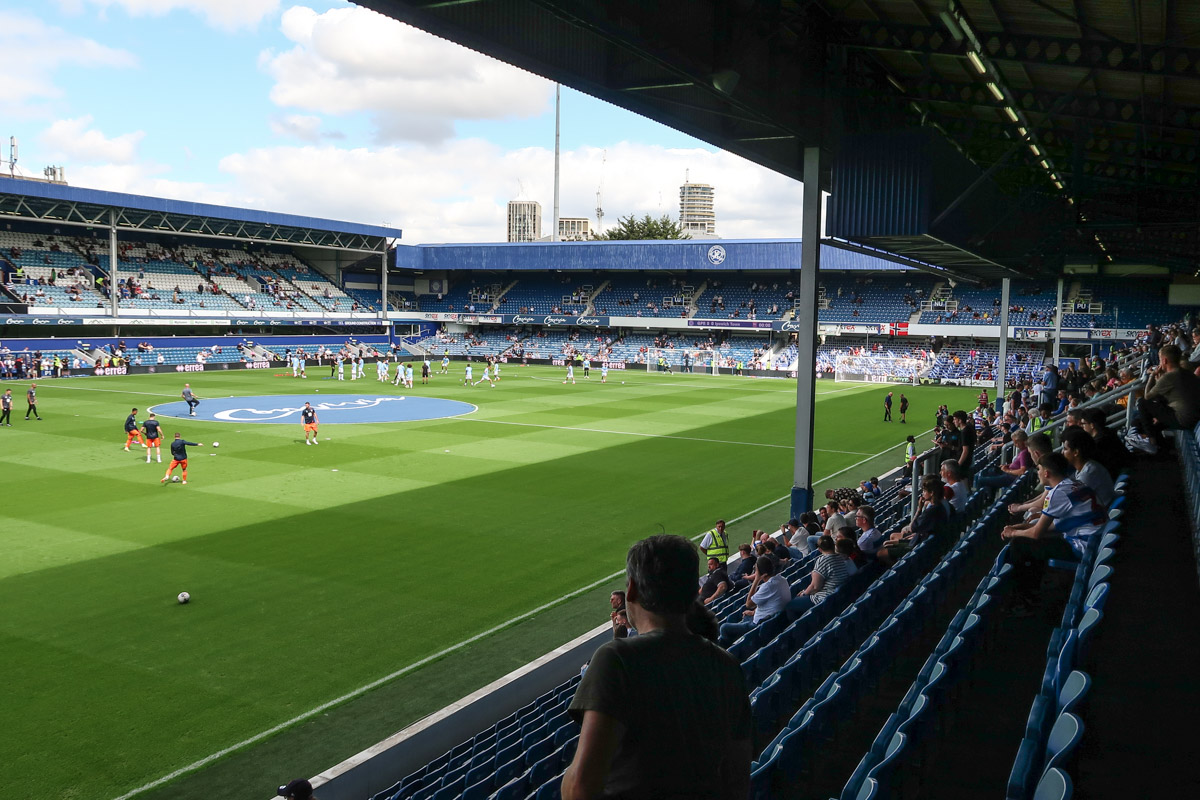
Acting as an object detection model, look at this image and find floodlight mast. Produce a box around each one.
[552,84,561,242]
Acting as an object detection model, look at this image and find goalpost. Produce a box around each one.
[833,354,925,385]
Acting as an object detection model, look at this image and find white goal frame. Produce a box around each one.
[833,354,924,385]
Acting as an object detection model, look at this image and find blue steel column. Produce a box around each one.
[108,209,118,319]
[996,278,1011,400]
[1052,276,1064,364]
[381,247,389,323]
[790,146,823,519]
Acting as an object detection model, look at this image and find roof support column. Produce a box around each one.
[790,146,824,520]
[108,209,118,320]
[1052,276,1064,364]
[996,277,1011,402]
[380,247,389,323]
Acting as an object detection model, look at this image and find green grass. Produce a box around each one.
[0,366,979,799]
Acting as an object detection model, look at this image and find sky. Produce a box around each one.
[0,0,808,244]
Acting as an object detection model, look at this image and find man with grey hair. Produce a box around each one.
[564,535,751,800]
[940,459,968,513]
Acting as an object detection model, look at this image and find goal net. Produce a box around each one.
[833,354,926,385]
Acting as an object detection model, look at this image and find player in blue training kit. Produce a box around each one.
[162,432,204,484]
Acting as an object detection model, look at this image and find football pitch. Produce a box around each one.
[0,365,979,799]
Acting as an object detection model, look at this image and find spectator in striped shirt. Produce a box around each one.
[785,535,849,620]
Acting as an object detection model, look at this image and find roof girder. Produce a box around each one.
[835,20,1200,80]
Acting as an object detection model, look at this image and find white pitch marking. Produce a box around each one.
[38,384,178,398]
[523,373,876,397]
[109,433,923,800]
[457,416,873,455]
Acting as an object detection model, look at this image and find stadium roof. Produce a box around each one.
[406,237,956,275]
[359,0,1200,281]
[0,176,401,253]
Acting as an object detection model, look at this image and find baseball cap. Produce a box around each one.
[277,779,314,799]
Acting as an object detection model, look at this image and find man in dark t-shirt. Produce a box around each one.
[699,557,729,605]
[26,383,41,420]
[142,413,163,463]
[564,535,751,800]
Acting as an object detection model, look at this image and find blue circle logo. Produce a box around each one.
[150,394,476,424]
[707,244,726,265]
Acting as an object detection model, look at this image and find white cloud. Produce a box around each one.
[57,0,280,31]
[67,162,236,206]
[0,10,136,118]
[268,113,343,142]
[261,5,553,143]
[214,140,805,243]
[41,116,145,164]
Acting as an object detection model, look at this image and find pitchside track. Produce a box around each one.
[0,366,979,799]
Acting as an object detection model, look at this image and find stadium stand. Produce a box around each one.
[816,274,926,324]
[352,341,1160,800]
[497,275,595,315]
[927,343,1046,384]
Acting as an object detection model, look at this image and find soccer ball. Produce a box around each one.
[212,442,220,448]
[172,475,181,483]
[177,592,190,604]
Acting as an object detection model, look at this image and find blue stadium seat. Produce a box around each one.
[1032,767,1072,800]
[535,775,563,800]
[1056,671,1091,717]
[1007,736,1042,800]
[1041,712,1084,775]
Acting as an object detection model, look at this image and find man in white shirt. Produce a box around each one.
[1001,453,1106,615]
[855,505,884,556]
[717,556,791,646]
[940,460,969,513]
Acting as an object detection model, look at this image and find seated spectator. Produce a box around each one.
[1061,426,1115,506]
[1001,453,1107,615]
[784,535,849,619]
[877,476,950,567]
[976,429,1031,495]
[1136,343,1200,450]
[717,556,791,646]
[834,528,865,572]
[727,543,757,589]
[1081,407,1130,479]
[854,504,884,556]
[699,557,730,606]
[940,459,969,513]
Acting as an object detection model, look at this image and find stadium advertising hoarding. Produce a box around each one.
[91,361,273,377]
[0,315,382,327]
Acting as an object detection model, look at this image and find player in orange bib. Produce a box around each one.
[123,407,146,451]
[301,401,319,445]
[162,433,203,485]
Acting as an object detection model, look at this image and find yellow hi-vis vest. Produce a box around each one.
[703,528,729,562]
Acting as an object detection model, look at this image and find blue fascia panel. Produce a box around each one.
[412,239,911,272]
[0,176,402,241]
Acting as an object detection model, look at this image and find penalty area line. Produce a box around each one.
[110,432,922,800]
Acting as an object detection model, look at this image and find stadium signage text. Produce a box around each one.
[512,315,536,325]
[174,363,205,373]
[688,318,773,329]
[94,366,129,376]
[241,361,271,369]
[149,394,477,425]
